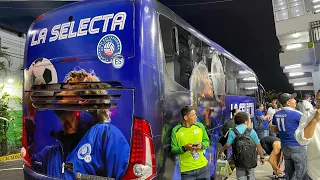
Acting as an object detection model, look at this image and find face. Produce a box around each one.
[55,84,84,134]
[287,98,296,108]
[315,92,320,109]
[184,110,197,124]
[272,99,277,104]
[259,104,264,111]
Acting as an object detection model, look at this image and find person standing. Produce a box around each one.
[255,103,270,138]
[300,94,314,114]
[171,106,210,180]
[269,93,307,180]
[295,90,320,180]
[267,98,279,137]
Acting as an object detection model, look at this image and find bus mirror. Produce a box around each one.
[173,27,180,56]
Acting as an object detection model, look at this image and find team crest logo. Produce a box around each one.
[112,54,125,69]
[97,34,122,64]
[77,143,92,163]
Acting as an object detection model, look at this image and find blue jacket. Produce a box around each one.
[32,123,130,180]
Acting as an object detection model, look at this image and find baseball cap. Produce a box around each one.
[305,94,311,98]
[278,93,297,105]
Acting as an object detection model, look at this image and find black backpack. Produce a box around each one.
[232,128,257,169]
[252,114,265,133]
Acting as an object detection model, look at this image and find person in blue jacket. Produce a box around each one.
[29,69,130,180]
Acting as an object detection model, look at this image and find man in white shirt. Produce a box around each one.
[295,90,320,180]
[300,94,314,114]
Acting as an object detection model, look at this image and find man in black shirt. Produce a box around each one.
[260,136,283,177]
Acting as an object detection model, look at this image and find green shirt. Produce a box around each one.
[171,122,210,172]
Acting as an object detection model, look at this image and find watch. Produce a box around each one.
[260,157,265,159]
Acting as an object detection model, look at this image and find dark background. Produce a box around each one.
[0,0,293,92]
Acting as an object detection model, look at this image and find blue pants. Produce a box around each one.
[181,165,210,180]
[282,146,307,180]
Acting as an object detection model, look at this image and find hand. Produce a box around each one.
[194,142,202,150]
[184,144,193,151]
[275,168,283,177]
[260,158,265,165]
[314,109,320,121]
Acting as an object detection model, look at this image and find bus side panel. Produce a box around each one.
[223,95,256,159]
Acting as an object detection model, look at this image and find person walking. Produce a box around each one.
[219,111,265,180]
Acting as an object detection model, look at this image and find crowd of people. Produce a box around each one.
[170,91,320,180]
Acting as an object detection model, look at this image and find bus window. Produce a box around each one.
[224,58,258,96]
[159,15,194,89]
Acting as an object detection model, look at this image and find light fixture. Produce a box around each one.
[289,72,304,77]
[314,4,320,9]
[293,82,307,86]
[313,0,320,3]
[284,64,301,69]
[7,79,14,83]
[315,9,320,13]
[245,87,258,90]
[286,43,302,50]
[243,77,256,81]
[293,32,300,38]
[239,70,250,74]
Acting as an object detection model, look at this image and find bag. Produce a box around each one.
[252,114,265,133]
[216,153,232,177]
[232,128,257,169]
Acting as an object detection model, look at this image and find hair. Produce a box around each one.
[256,103,263,109]
[181,106,194,119]
[63,68,111,122]
[234,111,249,125]
[317,90,320,95]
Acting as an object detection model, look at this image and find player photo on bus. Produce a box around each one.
[23,59,130,180]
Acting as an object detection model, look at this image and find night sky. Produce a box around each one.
[0,0,293,92]
[160,0,293,92]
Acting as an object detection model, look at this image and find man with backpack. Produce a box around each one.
[219,111,265,179]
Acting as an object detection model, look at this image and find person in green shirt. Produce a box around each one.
[171,105,210,180]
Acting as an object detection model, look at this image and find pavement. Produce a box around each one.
[227,156,275,180]
[0,158,24,180]
[0,157,275,180]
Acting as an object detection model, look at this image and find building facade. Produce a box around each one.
[273,0,320,94]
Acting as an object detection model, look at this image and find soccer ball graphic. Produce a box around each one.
[27,58,58,86]
[104,42,115,56]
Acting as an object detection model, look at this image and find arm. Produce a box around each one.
[260,115,269,120]
[220,143,231,153]
[269,116,279,133]
[256,144,265,160]
[269,142,282,175]
[171,128,185,155]
[250,129,264,164]
[295,109,320,145]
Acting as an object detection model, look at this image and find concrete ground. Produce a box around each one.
[0,158,23,180]
[227,156,274,180]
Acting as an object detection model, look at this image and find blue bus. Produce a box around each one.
[22,0,264,179]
